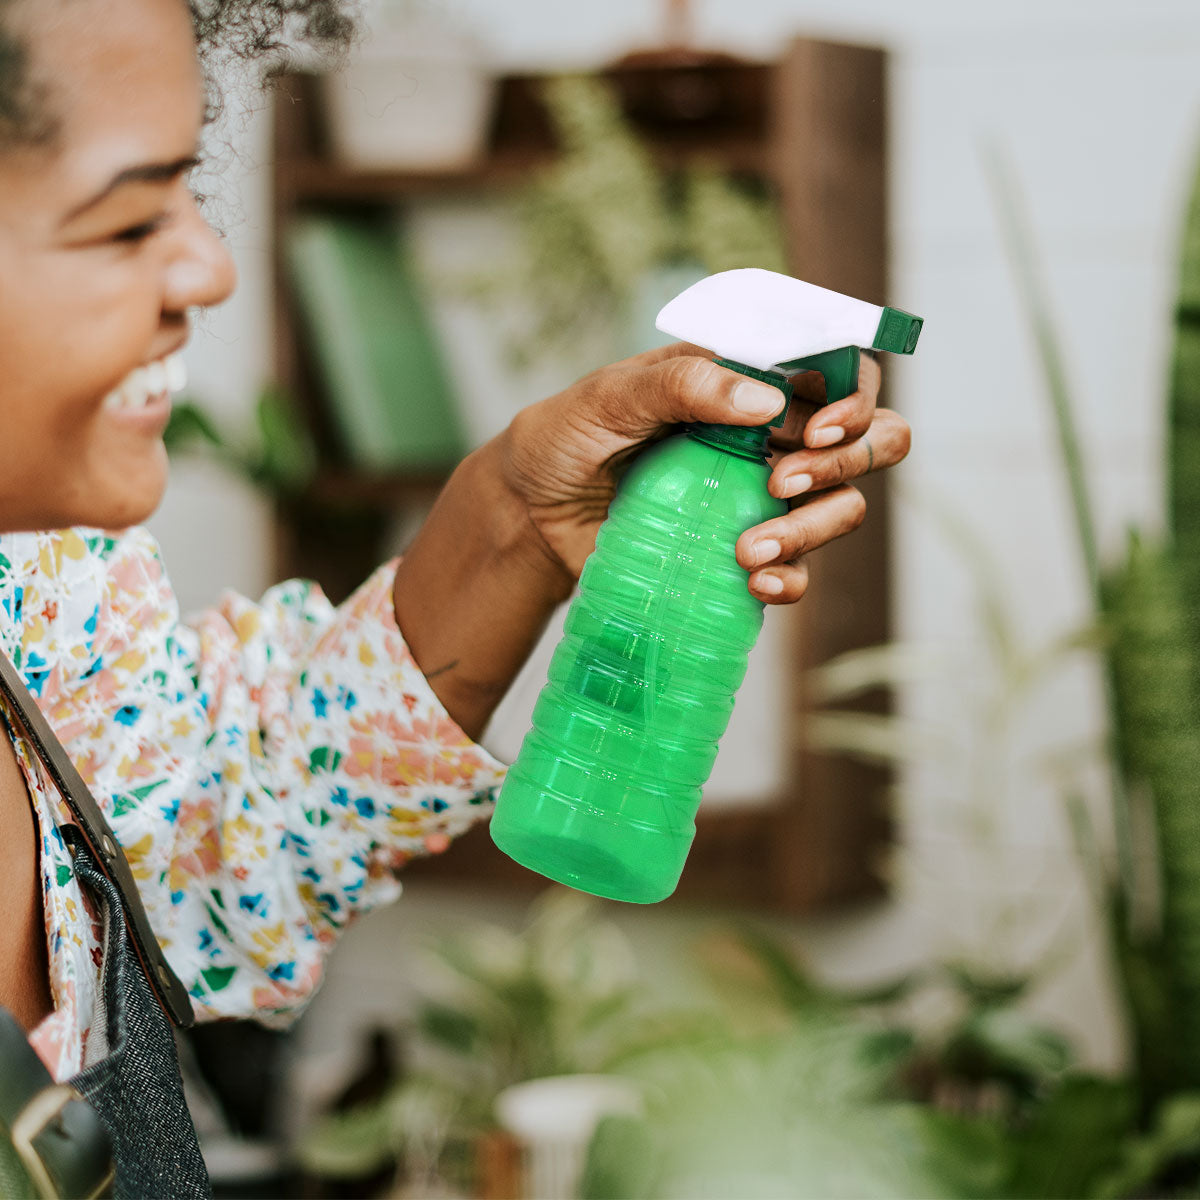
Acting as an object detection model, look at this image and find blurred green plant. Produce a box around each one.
[576,140,1200,1200]
[295,888,719,1191]
[295,119,1200,1200]
[971,139,1200,1192]
[479,74,786,367]
[163,383,317,495]
[582,932,1145,1200]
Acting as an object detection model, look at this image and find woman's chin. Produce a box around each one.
[63,460,169,532]
[0,445,170,533]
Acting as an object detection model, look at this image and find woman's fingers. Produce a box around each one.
[768,408,910,500]
[806,352,883,445]
[735,484,868,598]
[747,557,811,605]
[583,345,887,453]
[772,353,884,451]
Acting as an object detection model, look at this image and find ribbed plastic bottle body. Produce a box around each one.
[490,430,787,903]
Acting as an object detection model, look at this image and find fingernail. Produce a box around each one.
[734,381,784,416]
[809,425,845,448]
[753,538,781,565]
[779,472,812,498]
[756,574,784,595]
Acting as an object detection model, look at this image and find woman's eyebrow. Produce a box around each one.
[61,153,202,225]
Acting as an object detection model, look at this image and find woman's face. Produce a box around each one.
[0,0,236,534]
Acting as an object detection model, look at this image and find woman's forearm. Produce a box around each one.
[392,434,575,741]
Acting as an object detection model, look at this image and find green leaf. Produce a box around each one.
[1003,1076,1136,1199]
[984,142,1101,604]
[580,1114,658,1200]
[293,1102,394,1179]
[942,1008,1073,1093]
[1092,1092,1200,1200]
[250,384,317,494]
[1167,133,1200,605]
[942,963,1031,1009]
[1103,535,1200,1093]
[718,924,833,1015]
[805,642,947,705]
[417,1002,482,1056]
[804,710,949,768]
[162,400,226,455]
[683,168,786,276]
[885,1106,1010,1200]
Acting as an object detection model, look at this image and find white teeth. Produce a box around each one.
[164,353,187,393]
[144,361,168,396]
[101,353,188,413]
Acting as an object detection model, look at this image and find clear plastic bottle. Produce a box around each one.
[490,419,786,903]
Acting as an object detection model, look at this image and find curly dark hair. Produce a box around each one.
[0,0,355,148]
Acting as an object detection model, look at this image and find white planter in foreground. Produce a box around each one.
[495,1074,642,1200]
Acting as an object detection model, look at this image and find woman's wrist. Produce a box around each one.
[391,436,574,739]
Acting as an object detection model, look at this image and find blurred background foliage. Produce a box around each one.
[291,128,1200,1198]
[163,52,1200,1200]
[471,75,786,368]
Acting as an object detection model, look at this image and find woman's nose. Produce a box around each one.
[162,202,237,314]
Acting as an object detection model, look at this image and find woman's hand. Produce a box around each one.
[498,343,911,603]
[394,343,910,738]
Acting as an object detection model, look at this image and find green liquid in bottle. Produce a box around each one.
[490,424,787,902]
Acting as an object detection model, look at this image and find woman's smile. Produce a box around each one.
[0,0,234,533]
[100,350,188,433]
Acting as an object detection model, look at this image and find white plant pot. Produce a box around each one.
[495,1074,641,1200]
[322,24,496,171]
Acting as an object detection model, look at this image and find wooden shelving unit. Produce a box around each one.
[268,37,893,912]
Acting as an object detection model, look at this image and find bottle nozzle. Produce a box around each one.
[872,306,923,356]
[656,269,923,408]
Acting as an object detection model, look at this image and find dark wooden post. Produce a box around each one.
[768,38,892,907]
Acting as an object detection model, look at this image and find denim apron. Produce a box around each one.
[67,832,210,1198]
[0,840,210,1200]
[0,648,210,1198]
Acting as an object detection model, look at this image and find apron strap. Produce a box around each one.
[0,649,194,1029]
[0,1006,114,1200]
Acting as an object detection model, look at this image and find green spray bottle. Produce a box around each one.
[490,269,923,903]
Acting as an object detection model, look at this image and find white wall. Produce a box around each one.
[150,0,1200,1080]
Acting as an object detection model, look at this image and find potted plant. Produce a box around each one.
[320,0,497,171]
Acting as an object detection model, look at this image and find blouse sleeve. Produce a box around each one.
[31,528,507,1024]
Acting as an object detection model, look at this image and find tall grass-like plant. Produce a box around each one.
[988,142,1200,1115]
[1168,147,1200,610]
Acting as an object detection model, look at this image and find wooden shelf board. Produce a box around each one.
[277,139,770,204]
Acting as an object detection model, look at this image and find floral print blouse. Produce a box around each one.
[0,528,505,1082]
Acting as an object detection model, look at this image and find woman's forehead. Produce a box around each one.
[25,0,203,161]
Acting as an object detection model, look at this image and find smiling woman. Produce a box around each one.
[0,0,354,536]
[0,0,223,534]
[0,0,910,1194]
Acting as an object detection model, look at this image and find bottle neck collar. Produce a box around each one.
[686,423,772,461]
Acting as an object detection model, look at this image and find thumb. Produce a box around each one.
[607,354,786,439]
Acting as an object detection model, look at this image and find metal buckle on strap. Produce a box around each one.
[11,1085,114,1200]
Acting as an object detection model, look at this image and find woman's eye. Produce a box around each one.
[112,216,168,244]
